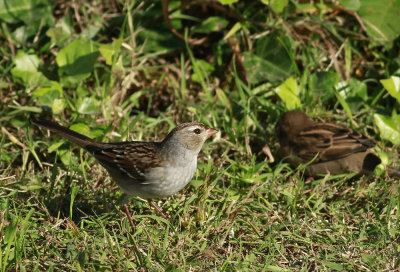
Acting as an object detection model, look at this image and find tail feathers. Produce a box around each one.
[31,118,99,149]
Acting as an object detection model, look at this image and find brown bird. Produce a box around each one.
[276,110,400,178]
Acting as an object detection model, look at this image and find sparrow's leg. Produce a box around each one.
[148,200,168,220]
[117,193,135,231]
[123,204,135,231]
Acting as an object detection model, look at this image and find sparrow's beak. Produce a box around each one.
[206,127,218,138]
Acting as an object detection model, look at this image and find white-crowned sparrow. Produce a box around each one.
[32,118,218,226]
[276,110,400,178]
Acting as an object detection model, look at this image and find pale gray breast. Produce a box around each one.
[144,159,198,197]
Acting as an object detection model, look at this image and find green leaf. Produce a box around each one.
[11,50,50,87]
[190,178,204,189]
[36,90,60,109]
[84,19,102,39]
[137,27,185,53]
[126,90,149,108]
[380,76,400,102]
[88,129,106,139]
[335,91,352,121]
[69,123,92,138]
[337,79,367,100]
[99,39,122,65]
[3,220,18,245]
[218,0,238,4]
[13,50,39,71]
[8,105,42,113]
[58,149,78,166]
[32,81,64,112]
[226,189,240,200]
[243,35,293,84]
[275,77,301,110]
[191,59,214,83]
[361,253,375,265]
[358,0,400,44]
[295,2,331,12]
[48,141,64,153]
[52,98,66,114]
[309,71,340,101]
[243,52,290,84]
[216,88,232,112]
[192,16,229,33]
[261,0,289,13]
[374,113,400,145]
[32,81,63,97]
[70,184,79,219]
[76,85,90,97]
[264,265,291,272]
[68,123,102,139]
[0,0,54,27]
[321,261,344,271]
[56,38,100,84]
[224,22,242,40]
[336,79,367,111]
[11,25,32,44]
[338,0,361,11]
[76,97,100,115]
[46,18,73,47]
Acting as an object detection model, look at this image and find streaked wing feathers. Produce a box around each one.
[295,123,375,162]
[86,142,162,182]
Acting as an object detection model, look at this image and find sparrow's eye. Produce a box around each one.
[193,128,201,134]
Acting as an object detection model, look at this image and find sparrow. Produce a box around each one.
[31,118,218,228]
[276,110,400,178]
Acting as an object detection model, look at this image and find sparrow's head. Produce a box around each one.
[277,110,314,140]
[163,122,218,152]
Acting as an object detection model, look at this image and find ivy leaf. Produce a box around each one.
[11,50,50,88]
[32,81,64,112]
[69,123,92,138]
[56,38,100,85]
[0,0,54,28]
[261,0,289,13]
[374,113,400,145]
[275,77,301,110]
[358,0,400,44]
[243,34,293,84]
[218,0,238,4]
[46,18,74,47]
[99,39,122,66]
[380,76,400,102]
[76,97,100,115]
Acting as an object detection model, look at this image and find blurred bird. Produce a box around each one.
[276,110,400,178]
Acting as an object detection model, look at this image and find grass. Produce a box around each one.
[3,120,400,271]
[1,0,400,271]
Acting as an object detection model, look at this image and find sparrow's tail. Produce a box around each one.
[31,118,100,149]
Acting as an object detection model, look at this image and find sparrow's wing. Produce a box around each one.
[295,123,375,162]
[86,142,163,182]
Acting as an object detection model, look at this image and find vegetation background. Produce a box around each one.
[1,0,400,270]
